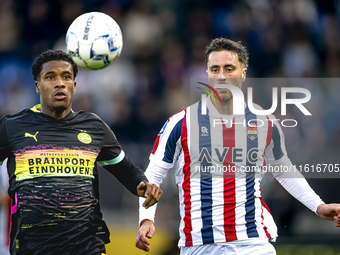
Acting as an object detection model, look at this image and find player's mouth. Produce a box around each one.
[53,91,67,100]
[216,88,230,92]
[215,83,234,92]
[216,87,231,94]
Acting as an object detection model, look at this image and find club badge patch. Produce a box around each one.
[247,123,258,141]
[78,132,92,144]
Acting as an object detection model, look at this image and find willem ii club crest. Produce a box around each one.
[247,122,258,140]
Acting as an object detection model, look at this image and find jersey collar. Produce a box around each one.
[30,104,74,113]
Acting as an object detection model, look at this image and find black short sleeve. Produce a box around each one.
[96,120,122,164]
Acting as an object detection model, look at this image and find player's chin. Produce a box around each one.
[52,103,70,113]
[220,94,233,104]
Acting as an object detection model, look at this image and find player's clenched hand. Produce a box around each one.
[317,204,340,227]
[135,219,155,252]
[137,182,162,209]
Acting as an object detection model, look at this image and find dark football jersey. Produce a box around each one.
[0,105,145,254]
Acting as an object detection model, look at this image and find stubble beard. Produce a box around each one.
[219,92,233,105]
[220,79,243,105]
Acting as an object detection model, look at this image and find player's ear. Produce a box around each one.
[242,68,247,81]
[73,81,77,93]
[35,81,41,94]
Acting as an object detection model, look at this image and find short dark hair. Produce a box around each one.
[31,50,79,81]
[204,38,249,67]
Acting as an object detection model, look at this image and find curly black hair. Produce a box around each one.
[31,50,79,81]
[204,38,249,68]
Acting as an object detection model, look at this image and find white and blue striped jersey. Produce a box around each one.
[141,99,322,247]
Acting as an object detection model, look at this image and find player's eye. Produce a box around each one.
[46,76,54,80]
[64,75,71,79]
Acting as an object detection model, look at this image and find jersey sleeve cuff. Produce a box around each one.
[98,150,125,167]
[314,200,325,215]
[139,197,156,225]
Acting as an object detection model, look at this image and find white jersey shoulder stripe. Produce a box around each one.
[151,109,186,169]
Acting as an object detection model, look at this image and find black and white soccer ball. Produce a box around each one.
[66,12,123,70]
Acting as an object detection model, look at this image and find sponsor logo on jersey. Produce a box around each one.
[78,132,92,144]
[201,126,209,136]
[14,147,98,181]
[158,121,168,135]
[198,147,260,164]
[25,131,39,142]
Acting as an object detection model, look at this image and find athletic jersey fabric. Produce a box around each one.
[0,105,147,254]
[146,99,288,247]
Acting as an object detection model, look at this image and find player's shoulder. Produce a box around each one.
[168,101,201,119]
[73,111,111,128]
[169,108,187,120]
[78,111,114,130]
[165,107,190,130]
[75,111,102,121]
[0,108,32,124]
[166,102,205,126]
[157,108,187,136]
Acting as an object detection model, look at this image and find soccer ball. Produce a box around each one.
[66,12,123,70]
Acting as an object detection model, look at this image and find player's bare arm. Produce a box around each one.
[317,204,340,227]
[137,182,162,209]
[135,219,155,252]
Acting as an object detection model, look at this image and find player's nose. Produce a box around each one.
[54,76,66,88]
[218,69,227,80]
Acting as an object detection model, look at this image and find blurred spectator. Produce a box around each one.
[0,0,21,55]
[2,0,340,144]
[282,23,320,77]
[123,0,163,60]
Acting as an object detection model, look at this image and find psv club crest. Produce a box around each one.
[247,122,258,141]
